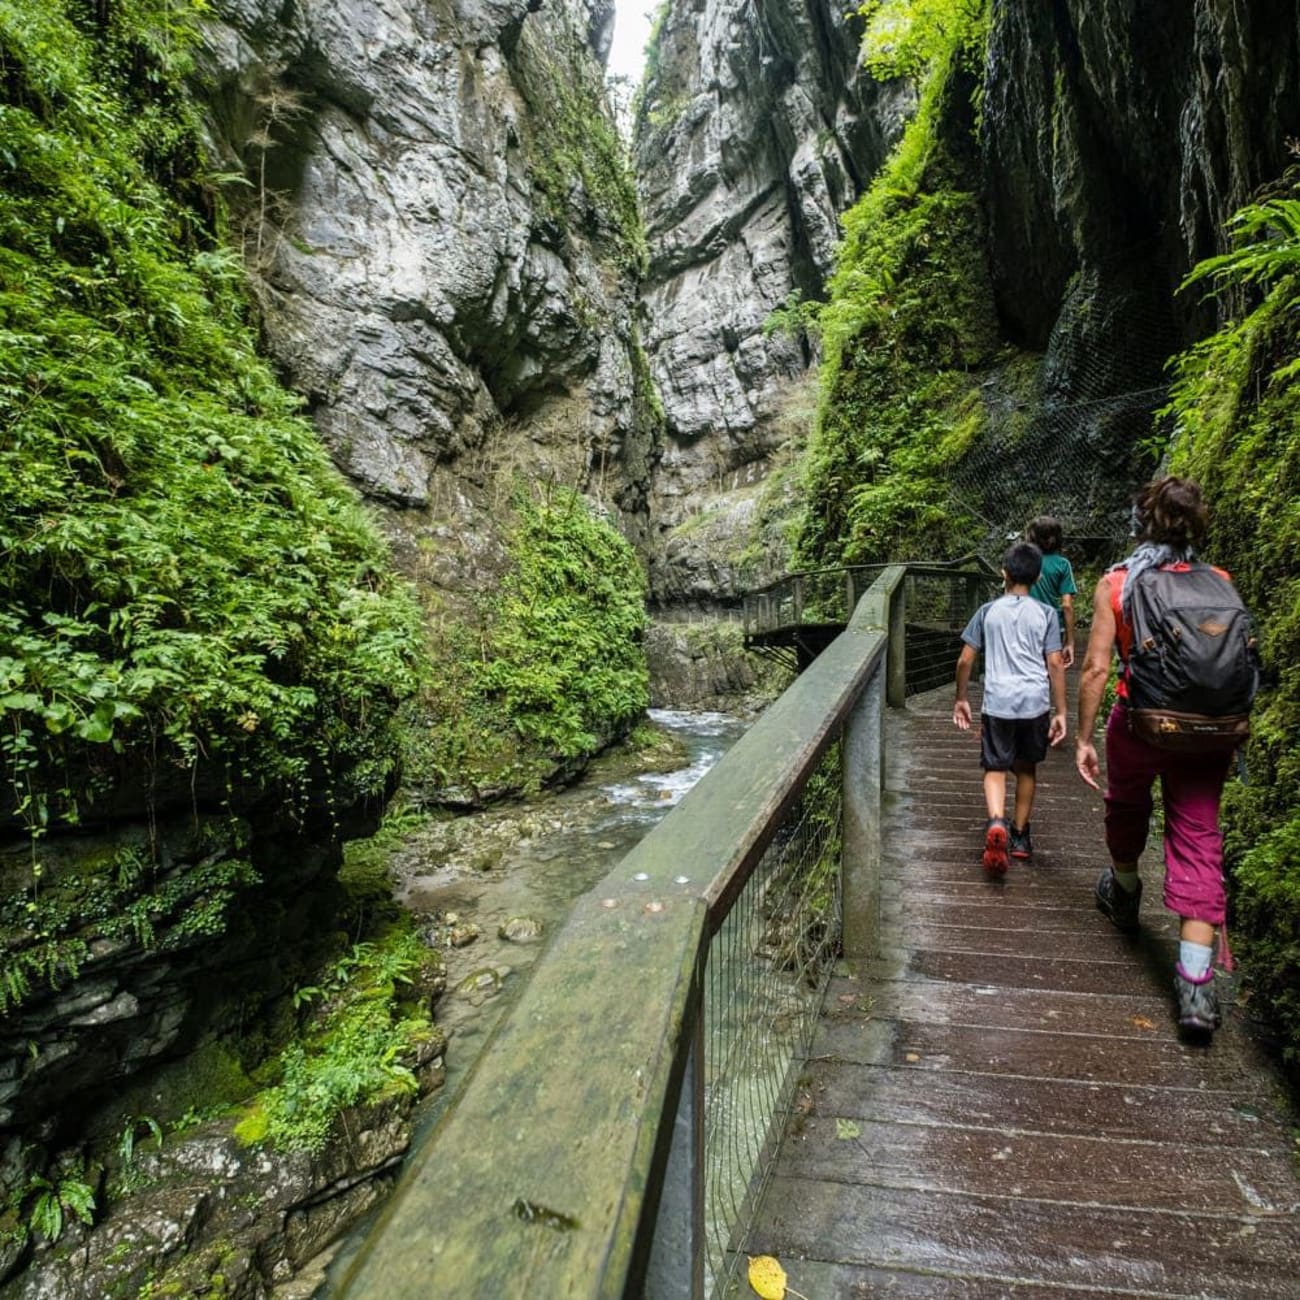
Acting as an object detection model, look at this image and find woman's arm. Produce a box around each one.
[1075,576,1116,789]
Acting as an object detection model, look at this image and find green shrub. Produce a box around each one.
[0,0,421,844]
[250,933,438,1154]
[474,485,649,761]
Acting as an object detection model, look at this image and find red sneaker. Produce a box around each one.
[982,817,1009,876]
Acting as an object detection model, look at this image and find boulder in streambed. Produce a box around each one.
[497,916,544,944]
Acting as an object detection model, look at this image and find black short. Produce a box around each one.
[980,712,1050,770]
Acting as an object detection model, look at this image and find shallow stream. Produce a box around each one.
[392,708,750,1126]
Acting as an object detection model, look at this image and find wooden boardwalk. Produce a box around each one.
[746,683,1300,1297]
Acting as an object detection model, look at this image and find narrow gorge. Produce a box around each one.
[2,0,1299,1294]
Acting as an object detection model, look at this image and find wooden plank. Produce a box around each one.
[797,1061,1291,1149]
[750,1177,1300,1297]
[903,948,1184,998]
[809,1018,1279,1094]
[823,975,1190,1036]
[889,918,1176,961]
[880,897,1129,932]
[772,1115,1300,1213]
[726,1255,1184,1298]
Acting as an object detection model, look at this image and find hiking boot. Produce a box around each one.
[1094,868,1142,932]
[1009,822,1033,860]
[982,818,1009,877]
[1174,966,1221,1037]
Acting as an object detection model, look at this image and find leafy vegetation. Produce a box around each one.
[1,826,258,1013]
[403,484,650,798]
[236,932,441,1155]
[793,0,995,568]
[2,1166,96,1251]
[0,0,422,856]
[474,485,649,761]
[1162,179,1300,1061]
[857,0,989,83]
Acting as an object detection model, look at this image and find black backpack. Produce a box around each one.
[1125,563,1259,752]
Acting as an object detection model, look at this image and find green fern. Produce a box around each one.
[1181,197,1300,294]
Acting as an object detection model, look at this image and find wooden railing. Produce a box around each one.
[336,564,992,1299]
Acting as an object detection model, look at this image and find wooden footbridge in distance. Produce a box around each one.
[335,564,1300,1298]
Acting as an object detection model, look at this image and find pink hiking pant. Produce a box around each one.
[1103,704,1231,926]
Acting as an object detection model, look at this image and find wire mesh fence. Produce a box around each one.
[701,743,842,1295]
[742,564,888,640]
[950,261,1175,563]
[903,569,998,696]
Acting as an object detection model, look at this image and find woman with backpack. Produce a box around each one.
[1075,476,1257,1039]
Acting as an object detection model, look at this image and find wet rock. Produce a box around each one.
[497,916,543,943]
[4,1098,425,1300]
[644,617,789,710]
[455,968,507,1004]
[983,1,1300,352]
[448,923,480,948]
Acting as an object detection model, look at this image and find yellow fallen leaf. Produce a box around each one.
[904,1052,921,1063]
[1129,1014,1155,1031]
[835,1117,861,1140]
[748,1254,787,1300]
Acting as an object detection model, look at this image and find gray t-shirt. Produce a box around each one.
[962,594,1061,719]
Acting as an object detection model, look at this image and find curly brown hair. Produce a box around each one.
[1133,475,1208,549]
[1026,515,1063,553]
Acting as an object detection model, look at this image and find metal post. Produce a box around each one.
[644,1010,705,1299]
[845,570,857,623]
[842,661,884,961]
[886,577,907,708]
[792,577,803,627]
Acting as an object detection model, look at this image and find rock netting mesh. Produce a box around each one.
[954,261,1180,562]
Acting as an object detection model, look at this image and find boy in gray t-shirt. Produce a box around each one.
[953,542,1067,875]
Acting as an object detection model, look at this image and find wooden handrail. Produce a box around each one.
[336,566,917,1298]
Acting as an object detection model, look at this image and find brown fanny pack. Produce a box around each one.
[1126,708,1251,753]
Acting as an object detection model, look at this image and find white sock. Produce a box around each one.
[1179,940,1213,980]
[1113,870,1140,894]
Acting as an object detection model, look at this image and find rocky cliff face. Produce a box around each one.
[952,0,1300,543]
[634,0,912,601]
[199,0,650,590]
[985,0,1300,350]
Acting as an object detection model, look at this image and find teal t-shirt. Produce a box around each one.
[1029,552,1077,635]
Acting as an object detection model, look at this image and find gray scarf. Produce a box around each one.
[1107,541,1195,619]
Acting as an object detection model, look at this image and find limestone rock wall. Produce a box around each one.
[199,0,650,591]
[983,0,1300,372]
[634,0,912,600]
[957,0,1300,541]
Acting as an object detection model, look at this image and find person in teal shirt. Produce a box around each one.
[1026,516,1078,667]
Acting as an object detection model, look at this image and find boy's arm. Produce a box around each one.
[1046,649,1067,745]
[1060,594,1076,669]
[953,644,977,730]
